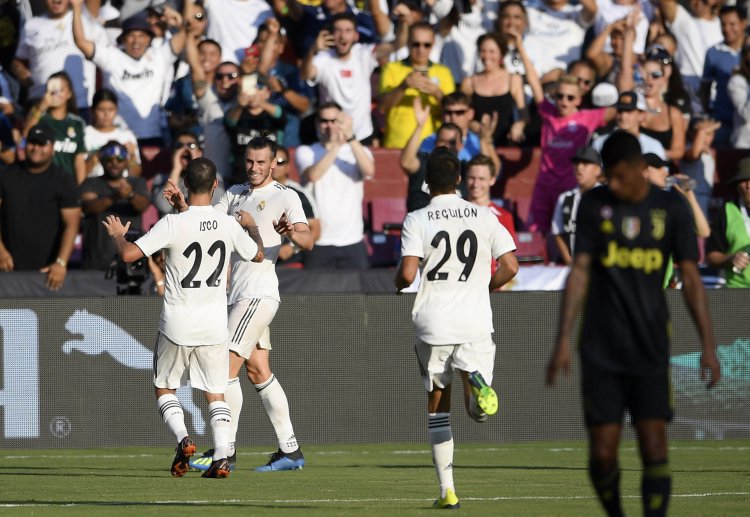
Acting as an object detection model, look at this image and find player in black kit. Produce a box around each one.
[546,131,721,517]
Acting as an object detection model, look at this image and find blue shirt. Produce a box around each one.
[702,43,741,123]
[419,131,481,162]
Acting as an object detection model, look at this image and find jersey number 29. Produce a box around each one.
[426,230,477,282]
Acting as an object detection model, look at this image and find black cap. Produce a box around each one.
[570,146,601,166]
[643,153,669,169]
[615,90,646,111]
[120,13,156,39]
[729,156,750,184]
[27,124,54,145]
[645,45,673,66]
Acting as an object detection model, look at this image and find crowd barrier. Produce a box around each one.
[1,291,747,449]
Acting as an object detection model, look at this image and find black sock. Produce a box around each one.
[642,460,671,517]
[589,460,624,517]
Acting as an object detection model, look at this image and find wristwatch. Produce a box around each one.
[55,257,67,268]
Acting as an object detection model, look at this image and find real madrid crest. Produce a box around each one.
[622,216,640,240]
[257,200,266,211]
[650,209,666,240]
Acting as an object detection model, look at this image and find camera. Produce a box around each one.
[106,231,148,295]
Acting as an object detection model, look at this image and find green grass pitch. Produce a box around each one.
[0,441,748,516]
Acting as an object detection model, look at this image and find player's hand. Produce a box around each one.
[545,340,571,386]
[700,349,721,389]
[0,248,14,271]
[40,261,66,291]
[273,211,293,236]
[163,179,187,210]
[102,214,131,238]
[236,209,257,230]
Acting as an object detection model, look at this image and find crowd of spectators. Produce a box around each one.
[1,0,750,288]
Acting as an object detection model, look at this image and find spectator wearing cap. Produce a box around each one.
[302,11,408,145]
[550,146,602,265]
[71,0,189,144]
[591,90,666,159]
[643,44,692,116]
[0,123,81,291]
[660,0,723,114]
[12,0,108,117]
[700,5,747,147]
[378,22,455,149]
[79,140,150,270]
[706,159,750,287]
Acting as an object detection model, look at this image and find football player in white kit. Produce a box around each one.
[166,136,314,472]
[395,148,519,509]
[103,157,264,478]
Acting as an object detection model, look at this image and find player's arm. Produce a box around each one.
[235,210,265,262]
[546,252,592,386]
[102,215,145,263]
[273,212,314,251]
[395,255,420,291]
[679,259,721,388]
[489,250,519,291]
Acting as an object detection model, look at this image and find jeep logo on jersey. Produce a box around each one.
[601,241,663,273]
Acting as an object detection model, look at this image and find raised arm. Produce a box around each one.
[166,1,189,56]
[399,97,430,174]
[586,19,620,77]
[71,0,95,59]
[659,0,679,24]
[301,28,332,82]
[103,214,145,263]
[272,0,303,22]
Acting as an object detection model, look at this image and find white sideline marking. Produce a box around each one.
[1,492,748,507]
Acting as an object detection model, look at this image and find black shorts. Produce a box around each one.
[581,363,674,426]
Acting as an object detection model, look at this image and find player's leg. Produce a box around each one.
[582,363,627,516]
[249,334,305,472]
[631,372,673,517]
[153,333,196,477]
[454,337,498,422]
[193,341,232,478]
[416,340,460,509]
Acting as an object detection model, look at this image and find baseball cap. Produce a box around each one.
[99,141,129,161]
[27,124,54,145]
[643,153,669,169]
[729,157,750,184]
[615,90,648,112]
[119,13,156,39]
[591,82,618,107]
[645,45,673,66]
[570,146,601,166]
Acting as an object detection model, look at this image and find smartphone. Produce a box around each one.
[47,78,63,95]
[242,73,258,95]
[414,66,429,76]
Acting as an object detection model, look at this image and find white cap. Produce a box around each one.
[591,82,618,108]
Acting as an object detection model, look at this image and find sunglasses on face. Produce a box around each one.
[275,158,288,165]
[556,93,577,101]
[444,109,468,116]
[215,72,239,80]
[99,145,128,160]
[176,142,199,150]
[648,71,665,79]
[102,156,127,163]
[318,117,338,124]
[194,12,205,21]
[411,41,433,49]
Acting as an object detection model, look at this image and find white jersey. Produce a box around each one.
[135,205,258,346]
[204,0,274,64]
[214,181,307,304]
[15,10,108,108]
[311,43,378,140]
[84,125,140,177]
[401,194,516,345]
[524,0,592,75]
[91,43,177,139]
[666,5,722,82]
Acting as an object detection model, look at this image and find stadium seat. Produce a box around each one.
[369,197,407,233]
[515,230,547,264]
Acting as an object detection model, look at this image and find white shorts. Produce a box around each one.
[153,333,229,393]
[414,336,496,392]
[227,297,279,358]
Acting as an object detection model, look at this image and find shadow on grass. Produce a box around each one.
[0,500,314,510]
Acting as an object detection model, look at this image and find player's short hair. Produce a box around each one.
[245,135,277,159]
[466,154,497,177]
[600,130,643,170]
[426,147,460,194]
[185,157,217,194]
[330,12,357,28]
[437,122,463,141]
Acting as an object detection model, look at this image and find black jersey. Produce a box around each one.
[574,185,698,374]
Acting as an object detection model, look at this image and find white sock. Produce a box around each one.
[157,394,188,443]
[429,412,455,498]
[224,377,243,455]
[255,374,298,453]
[208,401,232,461]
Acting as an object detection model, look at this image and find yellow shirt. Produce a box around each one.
[379,60,455,149]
